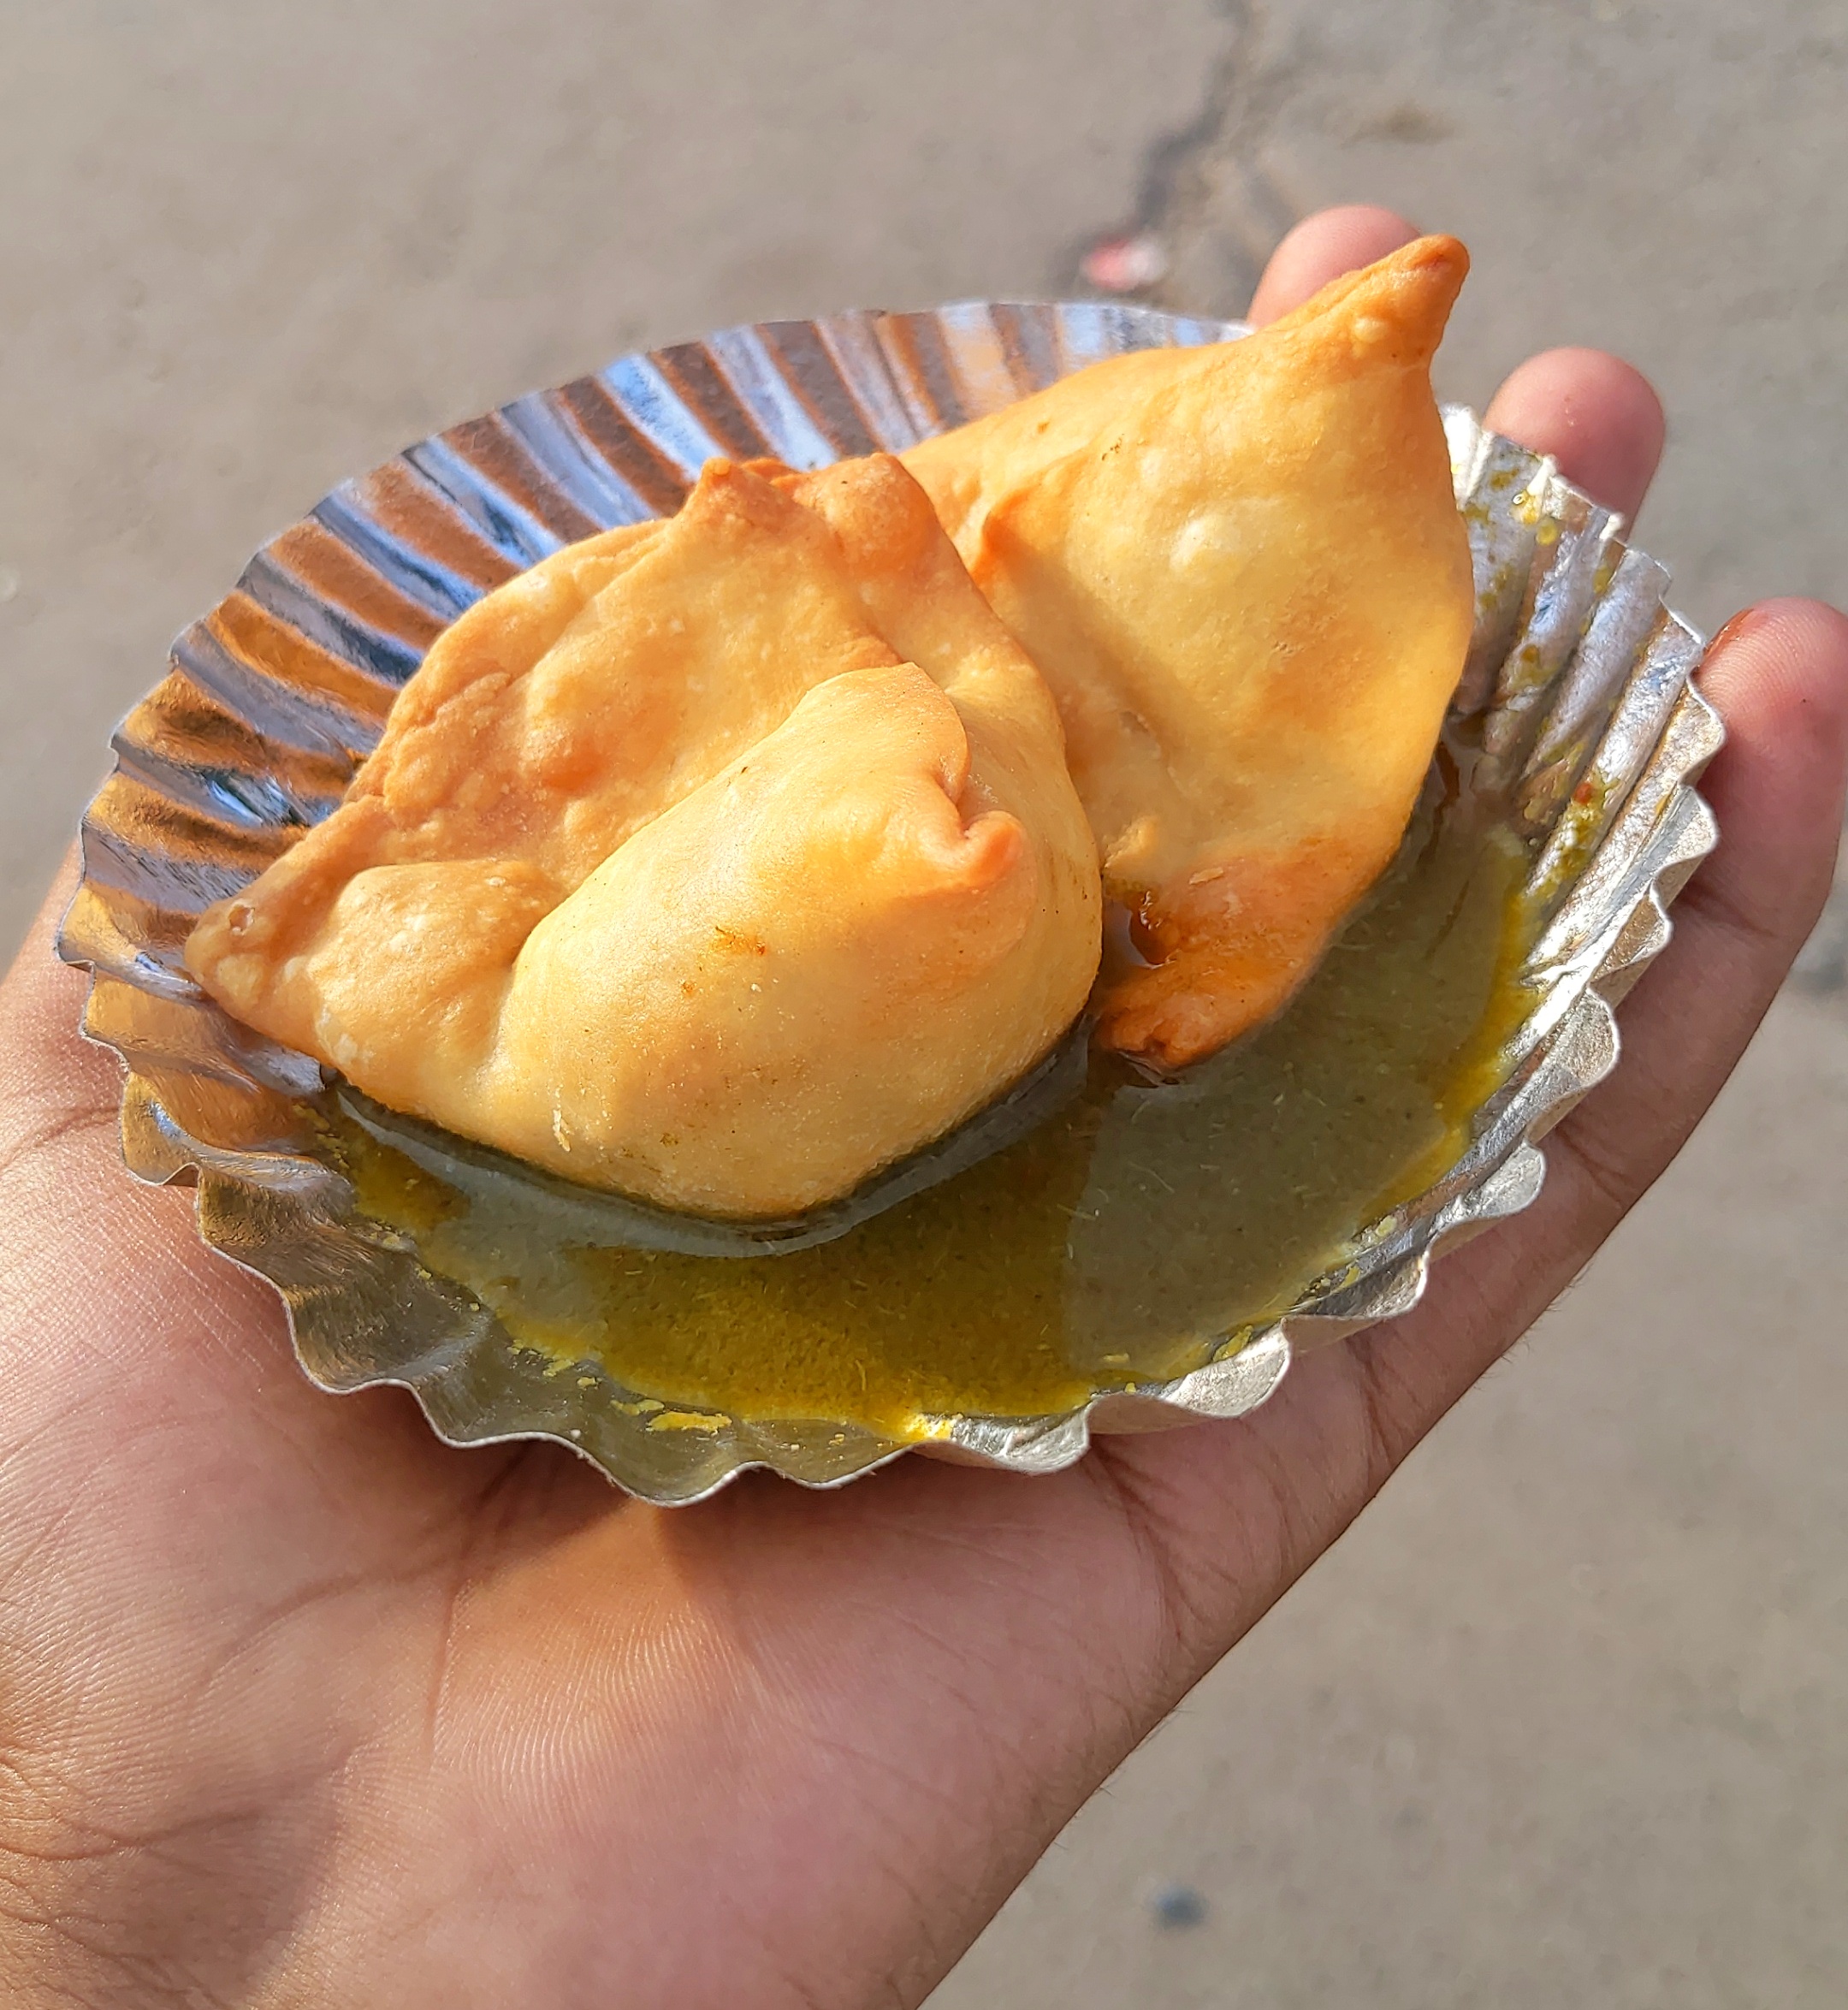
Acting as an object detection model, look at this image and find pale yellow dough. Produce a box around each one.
[187,455,1102,1217]
[902,234,1475,1067]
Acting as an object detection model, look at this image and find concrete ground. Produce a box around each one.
[4,3,1845,2002]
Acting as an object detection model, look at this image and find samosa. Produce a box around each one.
[903,235,1475,1068]
[187,456,1102,1218]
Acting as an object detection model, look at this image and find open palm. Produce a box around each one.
[3,208,1844,2010]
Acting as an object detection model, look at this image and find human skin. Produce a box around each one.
[2,206,1845,2009]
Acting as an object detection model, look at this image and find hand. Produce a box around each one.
[3,205,1844,2010]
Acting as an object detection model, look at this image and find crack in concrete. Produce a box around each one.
[1063,0,1303,317]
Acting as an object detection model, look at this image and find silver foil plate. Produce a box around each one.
[58,301,1721,1504]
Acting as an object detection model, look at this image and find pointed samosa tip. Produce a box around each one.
[1274,233,1469,370]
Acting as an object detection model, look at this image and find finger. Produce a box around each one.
[1484,347,1666,524]
[1247,205,1418,324]
[1348,596,1848,1465]
[1544,596,1848,1216]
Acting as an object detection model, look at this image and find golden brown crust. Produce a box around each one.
[187,457,1102,1217]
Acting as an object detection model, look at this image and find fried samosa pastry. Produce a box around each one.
[903,234,1475,1070]
[187,455,1102,1218]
